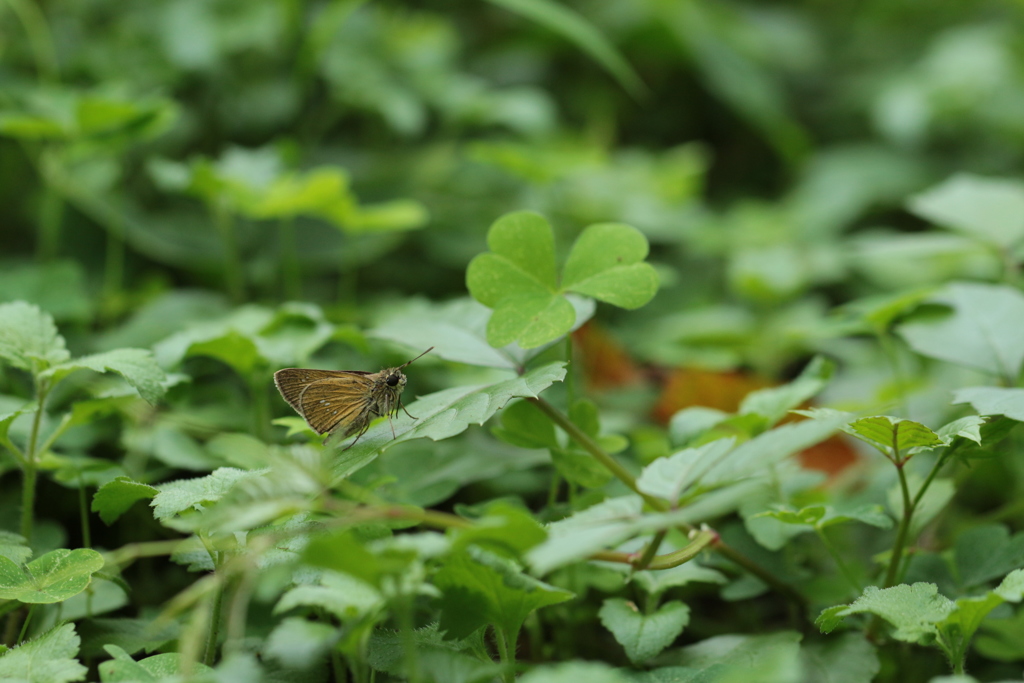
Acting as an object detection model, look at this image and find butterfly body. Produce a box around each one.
[274,348,431,449]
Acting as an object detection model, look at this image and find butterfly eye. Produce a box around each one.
[387,374,401,387]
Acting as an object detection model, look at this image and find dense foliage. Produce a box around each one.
[3,0,1024,681]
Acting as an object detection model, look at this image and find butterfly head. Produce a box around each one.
[385,371,407,388]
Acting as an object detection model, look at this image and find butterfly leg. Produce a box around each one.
[340,420,372,452]
[398,396,418,420]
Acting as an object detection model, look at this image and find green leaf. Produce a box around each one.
[452,501,547,558]
[41,349,167,404]
[817,583,955,643]
[630,563,727,597]
[844,416,942,458]
[898,282,1024,379]
[652,631,803,682]
[598,598,690,664]
[757,504,892,532]
[98,644,210,682]
[521,662,630,683]
[151,467,257,523]
[636,438,735,504]
[0,261,91,322]
[275,570,384,621]
[263,617,338,669]
[739,356,834,428]
[487,293,576,348]
[467,212,558,306]
[92,477,159,525]
[493,399,558,449]
[799,633,880,683]
[0,301,70,373]
[954,525,1024,590]
[367,625,500,683]
[435,546,573,639]
[0,624,87,683]
[549,446,614,488]
[331,361,566,479]
[185,329,264,376]
[486,0,646,99]
[952,387,1024,422]
[526,496,643,575]
[562,223,659,309]
[908,174,1024,248]
[0,531,31,565]
[77,618,179,658]
[0,548,105,604]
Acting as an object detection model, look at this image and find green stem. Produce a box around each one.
[78,472,91,548]
[527,397,660,509]
[203,582,225,667]
[16,605,33,644]
[883,463,914,589]
[212,202,244,303]
[397,592,419,683]
[494,625,515,683]
[634,530,667,570]
[21,380,49,543]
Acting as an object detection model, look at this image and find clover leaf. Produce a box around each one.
[467,212,658,348]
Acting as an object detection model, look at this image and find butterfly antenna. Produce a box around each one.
[400,346,434,368]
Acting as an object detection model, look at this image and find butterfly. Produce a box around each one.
[274,347,433,449]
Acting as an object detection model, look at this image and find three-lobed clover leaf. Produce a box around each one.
[467,212,659,348]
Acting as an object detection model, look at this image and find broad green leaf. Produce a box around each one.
[562,223,659,309]
[599,598,690,663]
[263,618,338,669]
[467,212,558,306]
[367,625,499,683]
[150,467,257,522]
[843,416,942,458]
[756,504,892,532]
[549,446,614,488]
[668,407,728,447]
[636,438,735,503]
[342,198,429,233]
[952,387,1024,422]
[630,563,727,597]
[0,261,91,322]
[936,416,985,445]
[0,301,70,372]
[435,546,573,639]
[908,174,1024,248]
[0,623,87,683]
[486,0,646,99]
[838,288,935,332]
[330,362,566,480]
[275,570,384,621]
[41,349,166,404]
[521,662,630,683]
[302,530,435,589]
[652,631,802,683]
[0,548,104,604]
[799,632,880,683]
[77,618,179,658]
[492,399,558,449]
[452,501,547,558]
[487,293,576,348]
[92,477,159,525]
[739,356,834,428]
[185,329,264,376]
[817,583,955,643]
[98,644,210,681]
[526,496,643,575]
[898,282,1024,380]
[955,526,1024,590]
[0,531,31,565]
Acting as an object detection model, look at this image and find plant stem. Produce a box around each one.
[883,462,914,589]
[397,592,419,683]
[494,625,515,683]
[634,530,667,570]
[21,380,49,543]
[16,605,33,644]
[78,472,91,548]
[203,582,225,666]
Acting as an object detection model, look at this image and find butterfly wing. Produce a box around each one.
[297,374,375,435]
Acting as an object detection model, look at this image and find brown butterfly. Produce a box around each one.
[274,347,433,449]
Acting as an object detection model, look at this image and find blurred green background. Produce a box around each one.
[3,0,1024,378]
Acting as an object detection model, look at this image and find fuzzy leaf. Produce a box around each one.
[799,632,880,683]
[0,548,104,604]
[0,301,70,372]
[952,387,1024,422]
[435,546,573,639]
[817,583,955,643]
[92,477,159,525]
[275,571,384,621]
[598,598,690,663]
[636,438,735,503]
[41,349,167,404]
[330,361,566,480]
[898,282,1024,379]
[151,467,257,522]
[739,356,834,427]
[844,416,942,457]
[908,174,1024,248]
[0,624,86,683]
